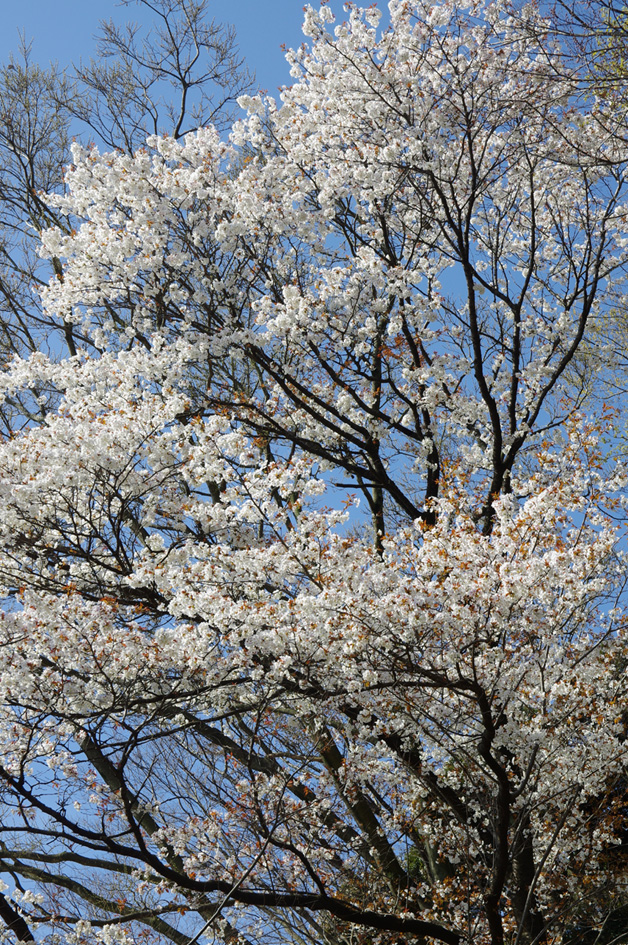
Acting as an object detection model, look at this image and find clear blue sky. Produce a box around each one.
[0,0,325,99]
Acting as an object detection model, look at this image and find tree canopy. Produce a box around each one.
[0,2,627,944]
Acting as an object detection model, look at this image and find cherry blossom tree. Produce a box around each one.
[1,2,628,944]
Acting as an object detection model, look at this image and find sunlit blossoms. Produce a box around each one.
[0,2,627,944]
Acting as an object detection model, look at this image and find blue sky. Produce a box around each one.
[0,1,324,99]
